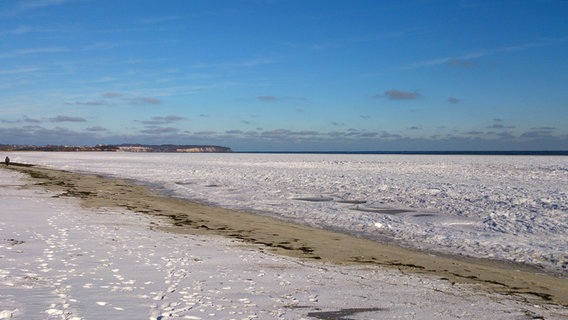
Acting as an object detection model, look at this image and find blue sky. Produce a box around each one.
[1,0,567,151]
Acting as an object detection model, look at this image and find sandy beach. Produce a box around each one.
[5,162,567,309]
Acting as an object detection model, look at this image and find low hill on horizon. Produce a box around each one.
[0,144,232,153]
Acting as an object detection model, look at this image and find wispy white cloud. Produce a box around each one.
[191,57,281,69]
[81,41,130,51]
[498,36,568,53]
[1,25,69,36]
[406,36,568,70]
[279,29,420,53]
[2,0,76,17]
[0,68,39,75]
[0,47,68,59]
[405,51,486,69]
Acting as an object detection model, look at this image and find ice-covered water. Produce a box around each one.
[11,152,568,275]
[4,165,567,319]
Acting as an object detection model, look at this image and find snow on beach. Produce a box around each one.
[12,152,568,275]
[4,169,568,319]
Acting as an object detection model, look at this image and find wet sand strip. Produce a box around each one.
[4,163,568,307]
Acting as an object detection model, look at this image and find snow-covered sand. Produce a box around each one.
[10,152,568,275]
[1,168,567,319]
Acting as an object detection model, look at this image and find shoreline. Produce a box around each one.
[4,163,568,307]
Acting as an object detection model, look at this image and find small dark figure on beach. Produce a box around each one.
[5,156,9,166]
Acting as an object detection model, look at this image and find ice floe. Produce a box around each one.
[9,152,568,274]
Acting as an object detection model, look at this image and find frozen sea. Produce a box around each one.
[2,160,568,319]
[9,152,568,275]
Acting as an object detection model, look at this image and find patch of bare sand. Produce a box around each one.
[6,163,568,307]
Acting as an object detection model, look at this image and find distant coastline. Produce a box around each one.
[0,144,232,153]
